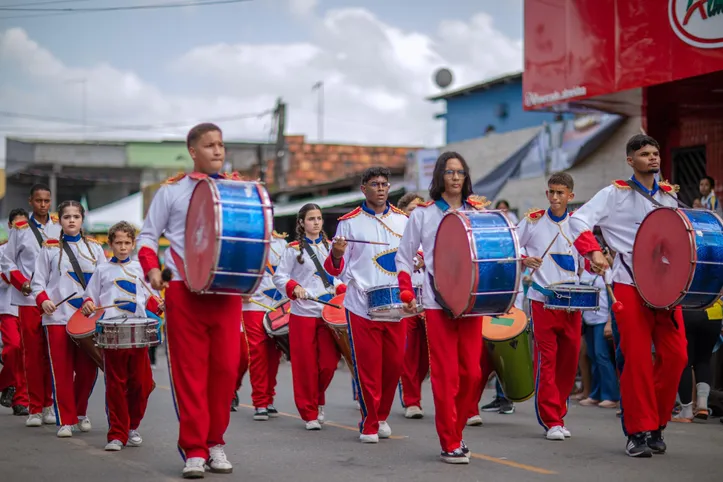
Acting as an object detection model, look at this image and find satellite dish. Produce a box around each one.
[434,68,453,89]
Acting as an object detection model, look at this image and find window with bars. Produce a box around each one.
[672,145,707,206]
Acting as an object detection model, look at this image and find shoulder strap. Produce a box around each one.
[302,242,332,289]
[625,179,689,209]
[62,242,88,290]
[27,222,44,247]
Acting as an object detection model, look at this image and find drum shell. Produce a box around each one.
[321,293,353,371]
[366,285,422,321]
[543,284,600,311]
[96,318,161,349]
[71,336,104,371]
[483,312,534,403]
[263,300,291,360]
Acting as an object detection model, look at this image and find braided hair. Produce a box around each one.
[56,200,96,271]
[295,203,329,264]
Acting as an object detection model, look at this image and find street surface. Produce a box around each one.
[1,350,720,482]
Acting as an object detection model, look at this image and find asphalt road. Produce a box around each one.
[1,351,721,482]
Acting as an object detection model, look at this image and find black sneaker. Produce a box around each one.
[499,398,515,414]
[267,405,279,418]
[480,398,502,412]
[253,408,270,421]
[13,405,29,416]
[647,429,666,454]
[460,441,470,454]
[626,432,653,458]
[0,386,15,408]
[440,448,469,464]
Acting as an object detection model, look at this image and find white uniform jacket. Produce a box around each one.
[245,231,288,312]
[0,244,18,317]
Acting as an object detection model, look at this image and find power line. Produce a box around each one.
[0,0,96,8]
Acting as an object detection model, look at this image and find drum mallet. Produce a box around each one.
[527,233,559,278]
[603,270,624,313]
[54,291,78,308]
[249,299,277,311]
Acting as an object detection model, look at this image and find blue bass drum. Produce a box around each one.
[184,177,273,294]
[433,210,521,317]
[366,284,423,321]
[541,283,600,311]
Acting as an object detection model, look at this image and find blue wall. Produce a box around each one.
[438,79,567,144]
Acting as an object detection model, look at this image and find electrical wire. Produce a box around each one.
[0,1,96,8]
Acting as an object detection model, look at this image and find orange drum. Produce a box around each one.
[66,309,105,371]
[321,294,353,372]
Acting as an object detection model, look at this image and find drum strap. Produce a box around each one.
[62,242,87,290]
[303,243,333,290]
[625,180,690,209]
[28,221,45,248]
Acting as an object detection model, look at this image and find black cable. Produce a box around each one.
[0,0,250,19]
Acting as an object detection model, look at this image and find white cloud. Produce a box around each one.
[0,5,522,161]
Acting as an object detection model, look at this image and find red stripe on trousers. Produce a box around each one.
[104,348,154,444]
[424,309,483,453]
[0,314,29,406]
[19,306,53,414]
[347,311,406,435]
[530,300,581,429]
[243,310,281,407]
[288,314,340,422]
[165,281,241,460]
[45,325,98,426]
[399,315,429,409]
[613,283,687,434]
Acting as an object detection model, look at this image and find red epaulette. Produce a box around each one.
[50,213,59,224]
[416,201,434,208]
[85,236,102,245]
[612,179,631,190]
[659,180,680,193]
[524,208,546,222]
[12,219,29,230]
[389,204,408,217]
[163,172,186,185]
[221,171,246,181]
[43,239,60,248]
[288,240,301,250]
[338,206,362,221]
[272,230,288,239]
[467,195,491,210]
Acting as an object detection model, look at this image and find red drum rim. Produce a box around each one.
[632,207,694,308]
[264,299,291,332]
[184,178,220,292]
[433,212,477,317]
[67,308,105,338]
[322,294,347,326]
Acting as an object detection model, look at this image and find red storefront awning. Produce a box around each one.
[523,0,723,111]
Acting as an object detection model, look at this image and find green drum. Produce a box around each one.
[482,307,535,403]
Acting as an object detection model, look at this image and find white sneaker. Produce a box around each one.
[305,420,322,431]
[546,426,566,441]
[378,421,392,439]
[57,425,73,438]
[42,406,56,425]
[404,406,424,419]
[561,426,571,438]
[360,433,379,443]
[105,440,123,451]
[182,457,205,479]
[466,415,483,426]
[26,413,43,427]
[78,416,92,432]
[128,429,143,446]
[317,406,325,424]
[207,445,233,474]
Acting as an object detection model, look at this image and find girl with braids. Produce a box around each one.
[272,203,345,430]
[31,200,107,438]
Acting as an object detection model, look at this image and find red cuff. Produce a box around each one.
[398,271,413,294]
[521,254,528,259]
[336,283,347,295]
[574,231,602,256]
[82,297,93,306]
[147,296,163,315]
[323,253,344,277]
[285,280,300,299]
[1,273,9,285]
[36,291,49,308]
[583,259,596,274]
[10,270,29,292]
[138,246,161,277]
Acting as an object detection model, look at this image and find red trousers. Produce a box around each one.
[288,314,340,422]
[531,301,581,430]
[399,315,428,409]
[244,310,281,407]
[0,314,28,406]
[45,326,98,426]
[19,306,52,414]
[347,311,406,435]
[235,326,250,391]
[425,309,483,453]
[104,348,154,444]
[469,345,495,419]
[614,283,687,434]
[165,281,241,461]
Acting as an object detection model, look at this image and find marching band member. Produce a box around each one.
[515,172,582,441]
[242,228,287,420]
[0,209,30,416]
[568,134,687,457]
[138,123,242,478]
[397,152,489,464]
[272,203,343,431]
[31,200,105,438]
[1,184,61,427]
[324,167,409,443]
[394,192,429,420]
[81,221,162,451]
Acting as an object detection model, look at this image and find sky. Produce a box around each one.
[0,0,524,160]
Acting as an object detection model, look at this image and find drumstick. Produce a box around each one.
[307,297,343,309]
[248,299,277,312]
[527,233,560,277]
[54,291,78,308]
[344,239,390,246]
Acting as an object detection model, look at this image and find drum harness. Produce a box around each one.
[303,243,335,298]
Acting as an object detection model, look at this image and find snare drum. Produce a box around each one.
[184,177,273,295]
[321,294,353,372]
[263,299,291,360]
[633,207,723,310]
[96,316,161,350]
[433,210,521,317]
[366,285,422,321]
[542,283,600,311]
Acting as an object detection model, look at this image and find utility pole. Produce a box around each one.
[273,97,287,190]
[312,81,323,142]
